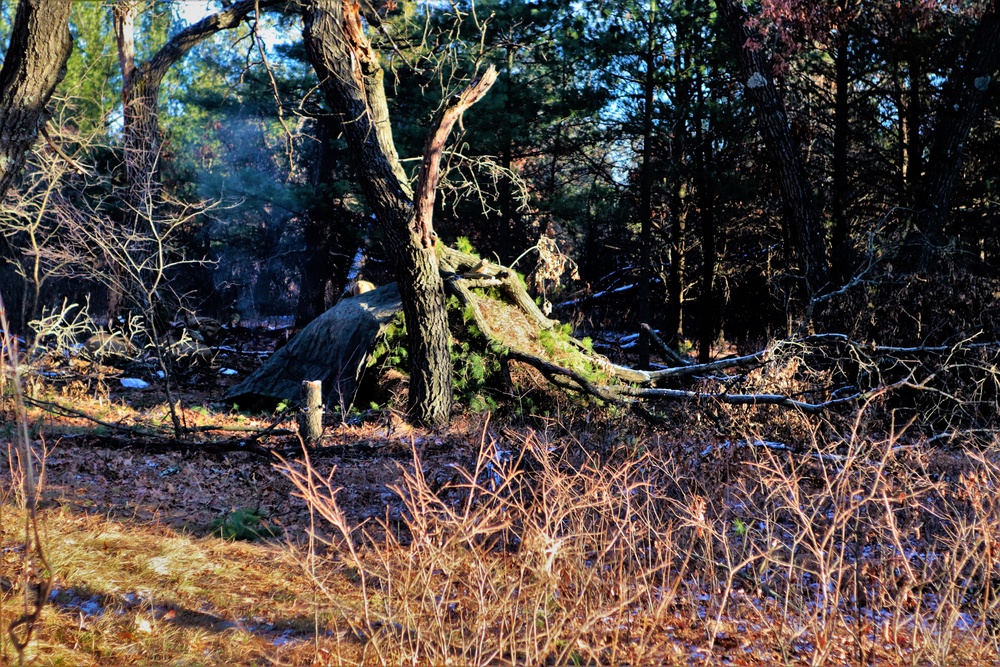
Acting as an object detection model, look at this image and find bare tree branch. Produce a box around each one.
[413,66,498,248]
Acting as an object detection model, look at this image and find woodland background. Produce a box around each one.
[2,0,997,354]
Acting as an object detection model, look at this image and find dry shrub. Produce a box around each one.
[281,432,691,665]
[694,418,1000,666]
[1,296,53,666]
[818,260,1000,347]
[284,408,1000,666]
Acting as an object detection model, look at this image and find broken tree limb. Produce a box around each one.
[605,350,768,385]
[775,332,1000,356]
[640,323,695,367]
[615,375,918,413]
[505,349,664,424]
[440,246,558,330]
[445,272,494,336]
[413,67,498,248]
[442,270,662,423]
[601,329,975,387]
[613,386,865,414]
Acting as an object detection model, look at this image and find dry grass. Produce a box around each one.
[4,323,1000,664]
[4,405,1000,665]
[0,506,365,666]
[282,413,1000,666]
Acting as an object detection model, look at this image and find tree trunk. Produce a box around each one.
[915,0,1000,264]
[831,26,852,286]
[715,0,828,295]
[665,181,685,350]
[696,87,718,364]
[0,0,73,199]
[498,47,517,265]
[637,10,657,369]
[904,55,923,205]
[302,0,496,426]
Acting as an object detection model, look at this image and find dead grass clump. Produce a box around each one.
[0,508,347,666]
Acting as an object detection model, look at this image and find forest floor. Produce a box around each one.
[2,325,1000,666]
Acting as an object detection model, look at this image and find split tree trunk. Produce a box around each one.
[301,0,496,426]
[108,0,277,318]
[0,0,74,199]
[114,0,278,211]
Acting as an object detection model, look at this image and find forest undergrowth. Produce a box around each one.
[3,323,1000,665]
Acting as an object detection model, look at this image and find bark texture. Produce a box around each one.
[0,0,73,199]
[715,0,829,294]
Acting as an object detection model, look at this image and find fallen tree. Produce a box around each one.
[227,245,1000,438]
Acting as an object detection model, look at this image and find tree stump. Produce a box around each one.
[299,380,323,443]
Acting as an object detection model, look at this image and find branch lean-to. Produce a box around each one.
[438,248,999,426]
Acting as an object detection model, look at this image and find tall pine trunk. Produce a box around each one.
[636,8,657,369]
[715,0,828,295]
[110,0,276,318]
[831,26,852,286]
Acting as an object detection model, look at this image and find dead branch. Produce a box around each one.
[24,396,163,437]
[441,269,661,422]
[413,67,498,248]
[1,295,53,664]
[57,433,274,458]
[640,323,694,368]
[612,386,864,414]
[23,396,295,441]
[39,124,94,176]
[606,350,768,385]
